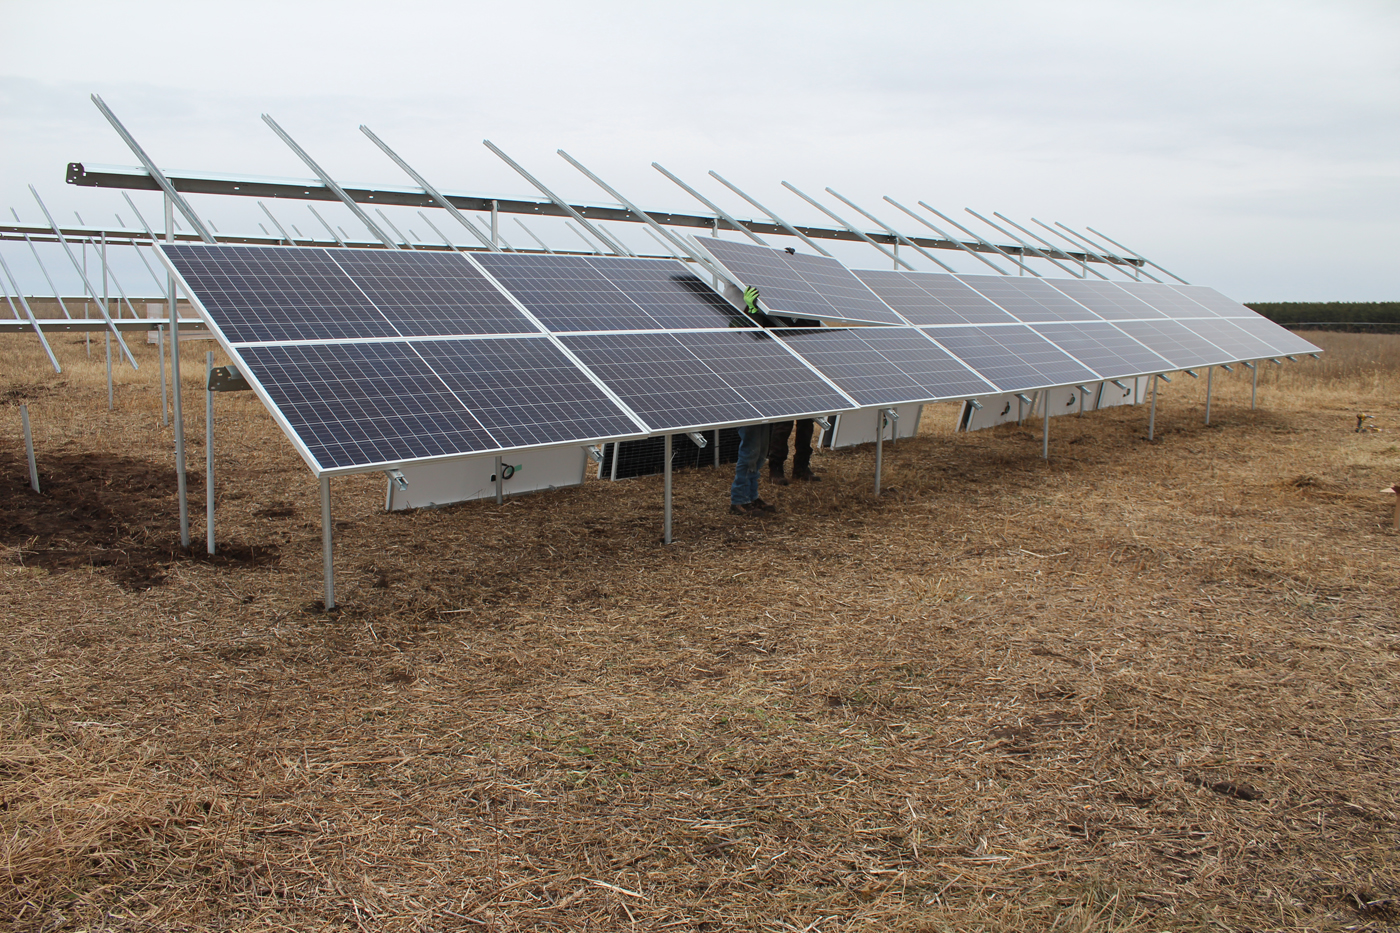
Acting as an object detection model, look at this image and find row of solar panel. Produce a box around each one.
[159,242,1320,476]
[164,241,1292,348]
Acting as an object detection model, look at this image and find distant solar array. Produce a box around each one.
[159,239,1321,479]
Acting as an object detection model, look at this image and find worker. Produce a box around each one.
[730,286,776,515]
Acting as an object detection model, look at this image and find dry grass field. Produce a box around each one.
[2,327,1398,932]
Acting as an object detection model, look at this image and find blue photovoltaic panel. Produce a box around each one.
[700,237,901,324]
[1031,321,1173,380]
[474,253,659,332]
[1110,319,1236,370]
[775,329,926,406]
[857,327,997,399]
[163,243,398,343]
[1223,316,1322,357]
[560,332,766,430]
[782,251,904,324]
[674,330,856,419]
[409,337,643,450]
[922,324,1099,392]
[1116,281,1218,319]
[560,330,853,431]
[1169,285,1262,320]
[854,270,1017,325]
[1177,318,1280,362]
[1045,278,1167,321]
[235,341,498,470]
[583,256,747,329]
[958,275,1102,324]
[328,249,536,336]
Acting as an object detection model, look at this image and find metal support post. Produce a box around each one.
[483,140,632,256]
[205,352,216,555]
[1042,401,1051,460]
[965,209,1078,278]
[495,456,504,504]
[920,203,1036,276]
[491,200,499,247]
[652,162,771,246]
[1205,367,1214,425]
[157,323,168,425]
[781,182,913,269]
[663,433,673,544]
[514,218,554,253]
[1049,221,1163,283]
[360,126,498,251]
[0,252,61,373]
[825,188,958,272]
[994,213,1109,280]
[884,196,1009,274]
[1148,375,1159,440]
[320,475,335,610]
[1247,361,1258,409]
[167,194,190,548]
[1084,226,1189,284]
[874,409,884,496]
[103,234,112,409]
[21,404,39,493]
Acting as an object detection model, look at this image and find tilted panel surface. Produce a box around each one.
[1224,316,1323,356]
[855,327,998,399]
[922,325,1099,392]
[1046,278,1167,321]
[474,253,658,332]
[328,249,536,336]
[1031,321,1173,380]
[774,328,929,406]
[559,332,762,431]
[1110,319,1235,369]
[671,330,856,420]
[235,341,498,471]
[163,243,397,343]
[958,275,1102,324]
[1177,318,1281,362]
[1117,281,1219,319]
[781,252,903,324]
[410,337,644,450]
[583,256,747,329]
[1169,285,1258,319]
[854,270,1017,325]
[698,238,835,321]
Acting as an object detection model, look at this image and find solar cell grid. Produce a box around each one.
[1117,281,1218,319]
[583,256,747,329]
[673,330,855,420]
[410,337,642,450]
[855,328,998,399]
[1110,319,1235,369]
[235,341,498,470]
[474,253,658,332]
[958,275,1102,324]
[699,238,836,321]
[1031,321,1173,380]
[922,324,1098,392]
[1178,318,1279,362]
[1169,285,1256,319]
[782,252,903,324]
[328,249,537,337]
[164,243,398,344]
[560,332,761,431]
[774,328,927,406]
[1046,278,1166,321]
[1225,316,1323,356]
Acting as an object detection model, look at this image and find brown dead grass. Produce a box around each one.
[1,330,1398,932]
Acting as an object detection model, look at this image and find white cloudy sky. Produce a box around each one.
[2,0,1397,301]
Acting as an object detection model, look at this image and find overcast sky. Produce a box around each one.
[2,0,1397,302]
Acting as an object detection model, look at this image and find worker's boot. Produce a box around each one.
[770,464,790,486]
[792,465,821,482]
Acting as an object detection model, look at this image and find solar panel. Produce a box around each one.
[236,341,499,470]
[699,238,901,325]
[328,249,537,337]
[854,270,1017,325]
[1110,319,1236,369]
[1169,285,1256,319]
[560,330,853,432]
[583,256,747,329]
[775,328,932,406]
[1045,278,1167,321]
[409,337,644,450]
[1116,281,1218,319]
[1177,318,1281,362]
[163,243,399,344]
[1031,321,1173,380]
[921,324,1099,392]
[958,275,1102,324]
[857,327,998,399]
[473,253,659,332]
[1222,316,1323,356]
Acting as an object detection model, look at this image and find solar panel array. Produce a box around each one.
[161,239,1321,479]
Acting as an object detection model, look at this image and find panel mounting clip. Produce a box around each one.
[384,469,408,491]
[687,432,709,448]
[207,364,251,392]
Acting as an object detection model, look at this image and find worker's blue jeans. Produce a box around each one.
[730,423,771,505]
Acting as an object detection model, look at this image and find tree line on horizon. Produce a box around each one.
[1245,302,1400,326]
